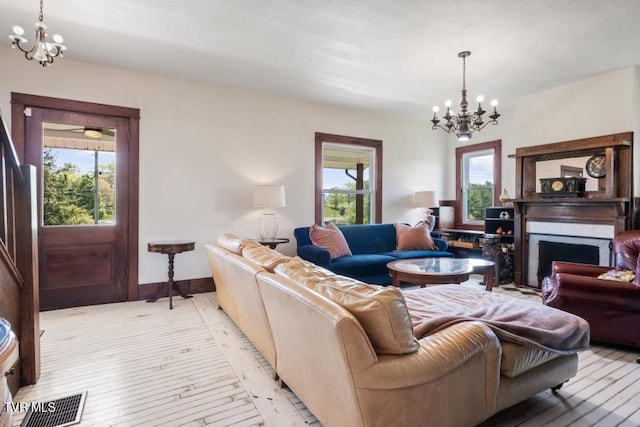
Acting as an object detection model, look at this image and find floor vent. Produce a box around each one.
[21,391,87,427]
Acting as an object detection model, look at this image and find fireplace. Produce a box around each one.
[511,132,633,287]
[526,223,613,287]
[536,241,600,285]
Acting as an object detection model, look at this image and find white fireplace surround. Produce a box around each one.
[526,221,614,287]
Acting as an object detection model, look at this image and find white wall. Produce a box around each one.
[515,66,639,195]
[515,67,636,147]
[0,48,448,284]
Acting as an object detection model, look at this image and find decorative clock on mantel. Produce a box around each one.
[586,154,606,178]
[539,177,587,198]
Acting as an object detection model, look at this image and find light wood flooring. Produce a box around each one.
[11,278,640,426]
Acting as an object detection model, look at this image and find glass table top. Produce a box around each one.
[388,258,492,276]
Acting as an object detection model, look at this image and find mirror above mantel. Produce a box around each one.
[535,155,602,193]
[511,132,632,200]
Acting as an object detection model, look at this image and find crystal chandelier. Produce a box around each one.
[9,0,66,67]
[431,51,499,141]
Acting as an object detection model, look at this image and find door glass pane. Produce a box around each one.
[322,144,373,225]
[42,123,116,226]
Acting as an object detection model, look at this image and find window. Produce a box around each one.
[43,122,116,226]
[455,140,501,228]
[315,133,382,225]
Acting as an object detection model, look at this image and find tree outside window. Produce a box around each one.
[43,147,116,226]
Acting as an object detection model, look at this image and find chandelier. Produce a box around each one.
[431,51,499,141]
[9,0,66,67]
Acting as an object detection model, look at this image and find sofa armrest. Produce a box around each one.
[433,237,448,252]
[551,273,640,310]
[551,261,611,277]
[354,321,500,390]
[297,244,331,267]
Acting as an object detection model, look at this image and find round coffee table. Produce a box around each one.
[387,258,496,291]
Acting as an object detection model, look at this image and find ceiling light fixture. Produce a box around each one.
[9,0,66,67]
[83,128,103,139]
[431,51,499,141]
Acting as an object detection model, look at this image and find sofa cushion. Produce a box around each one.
[277,258,418,355]
[500,342,560,377]
[596,269,635,282]
[309,223,353,259]
[330,254,396,277]
[216,233,245,255]
[383,250,454,260]
[338,223,397,254]
[311,280,419,355]
[275,256,336,283]
[394,222,438,251]
[242,244,292,273]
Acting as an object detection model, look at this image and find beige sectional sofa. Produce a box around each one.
[205,235,588,427]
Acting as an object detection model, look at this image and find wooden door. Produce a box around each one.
[25,107,131,310]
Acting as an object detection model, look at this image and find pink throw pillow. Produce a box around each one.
[309,223,352,259]
[395,222,438,251]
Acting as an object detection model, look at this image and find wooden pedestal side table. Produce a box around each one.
[254,237,289,249]
[147,240,195,309]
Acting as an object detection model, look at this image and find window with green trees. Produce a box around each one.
[43,126,116,226]
[455,140,501,226]
[323,180,372,225]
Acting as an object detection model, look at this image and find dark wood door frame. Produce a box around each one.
[11,93,140,302]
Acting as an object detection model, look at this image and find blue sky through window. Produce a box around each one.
[49,147,115,173]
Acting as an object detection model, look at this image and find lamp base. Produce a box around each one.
[416,208,436,231]
[258,213,279,240]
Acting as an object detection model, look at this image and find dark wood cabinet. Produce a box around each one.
[484,207,514,239]
[483,207,515,284]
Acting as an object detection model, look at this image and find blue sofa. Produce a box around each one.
[293,223,453,285]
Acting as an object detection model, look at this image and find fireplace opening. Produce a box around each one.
[537,241,599,285]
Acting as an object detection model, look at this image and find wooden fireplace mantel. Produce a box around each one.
[513,198,630,226]
[511,132,634,286]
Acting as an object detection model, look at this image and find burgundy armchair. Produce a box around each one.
[541,230,640,349]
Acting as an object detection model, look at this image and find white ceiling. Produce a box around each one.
[2,0,640,120]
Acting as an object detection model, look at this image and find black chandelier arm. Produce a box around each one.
[432,111,499,133]
[432,120,498,134]
[472,117,499,132]
[431,123,458,133]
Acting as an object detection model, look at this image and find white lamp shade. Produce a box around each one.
[414,191,439,208]
[253,185,286,208]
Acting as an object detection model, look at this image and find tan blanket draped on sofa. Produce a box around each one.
[403,285,590,355]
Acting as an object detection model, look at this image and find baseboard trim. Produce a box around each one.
[137,277,215,301]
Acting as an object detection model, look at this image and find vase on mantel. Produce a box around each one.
[499,189,510,206]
